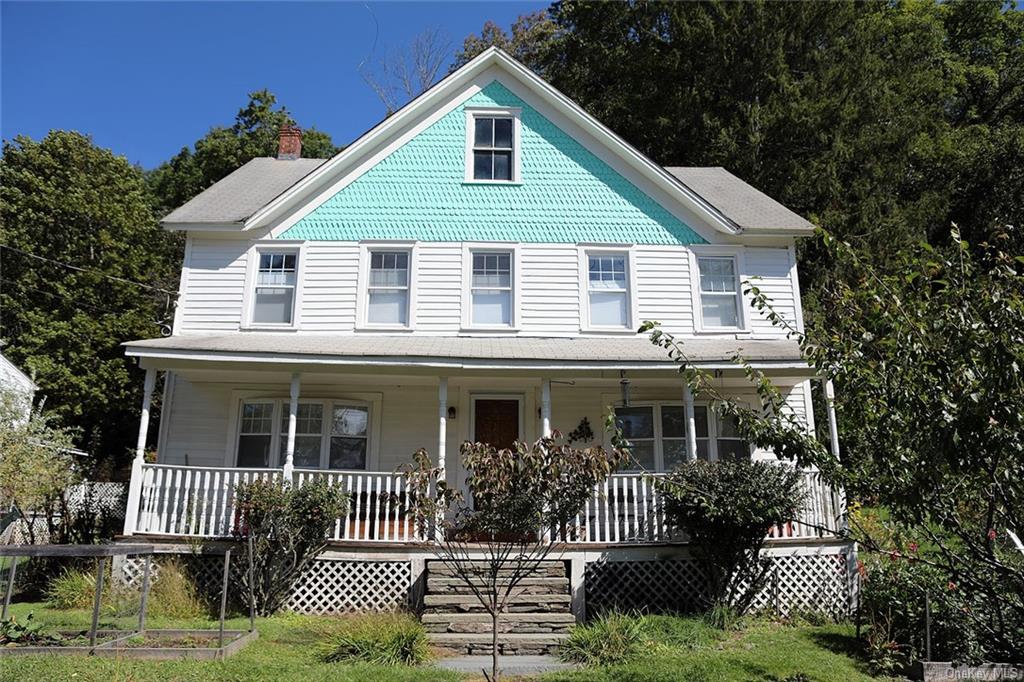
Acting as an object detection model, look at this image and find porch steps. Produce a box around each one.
[422,560,574,655]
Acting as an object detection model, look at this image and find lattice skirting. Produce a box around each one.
[586,550,854,619]
[119,555,412,614]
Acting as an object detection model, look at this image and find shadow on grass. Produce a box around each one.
[806,630,873,675]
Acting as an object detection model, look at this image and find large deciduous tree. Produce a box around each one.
[0,131,178,473]
[146,89,339,214]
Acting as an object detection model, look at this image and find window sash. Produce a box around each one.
[470,251,513,326]
[253,250,297,325]
[697,256,741,329]
[471,116,515,181]
[367,251,410,326]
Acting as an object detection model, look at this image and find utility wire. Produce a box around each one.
[0,243,179,297]
[1,277,136,318]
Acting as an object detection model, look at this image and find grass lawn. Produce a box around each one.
[0,602,883,681]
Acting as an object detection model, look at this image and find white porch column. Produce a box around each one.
[540,379,552,438]
[824,378,840,459]
[683,382,698,461]
[123,368,157,536]
[437,377,448,477]
[283,373,300,479]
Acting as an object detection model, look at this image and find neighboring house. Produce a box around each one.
[120,49,853,635]
[0,351,36,421]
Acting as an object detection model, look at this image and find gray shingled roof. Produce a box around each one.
[665,167,815,233]
[162,158,327,225]
[124,334,805,368]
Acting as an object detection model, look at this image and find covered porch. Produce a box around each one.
[121,334,845,547]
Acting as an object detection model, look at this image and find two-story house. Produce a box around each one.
[118,48,853,635]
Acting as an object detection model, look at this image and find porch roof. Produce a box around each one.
[124,334,808,371]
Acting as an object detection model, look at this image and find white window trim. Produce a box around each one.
[355,242,418,331]
[240,241,306,331]
[604,398,753,470]
[577,246,638,333]
[463,106,523,184]
[689,246,750,334]
[225,390,382,471]
[461,243,521,331]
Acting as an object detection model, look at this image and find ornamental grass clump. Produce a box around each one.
[560,611,648,666]
[317,613,428,666]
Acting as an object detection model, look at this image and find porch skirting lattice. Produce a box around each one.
[585,548,855,618]
[119,556,412,614]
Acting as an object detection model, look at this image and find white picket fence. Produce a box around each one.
[128,463,842,544]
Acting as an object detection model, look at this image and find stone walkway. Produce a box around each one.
[435,654,577,676]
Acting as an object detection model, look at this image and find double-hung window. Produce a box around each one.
[472,116,515,181]
[367,251,409,325]
[587,254,630,328]
[253,251,297,325]
[697,256,742,329]
[237,402,275,468]
[613,403,743,471]
[329,405,369,470]
[278,403,323,469]
[471,251,513,326]
[236,399,371,470]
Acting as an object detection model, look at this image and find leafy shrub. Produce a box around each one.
[0,613,61,645]
[317,613,428,666]
[233,478,349,616]
[658,459,803,617]
[560,612,648,665]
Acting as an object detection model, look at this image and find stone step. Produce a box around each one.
[422,612,576,634]
[427,576,570,595]
[426,561,567,579]
[428,632,568,656]
[423,593,572,614]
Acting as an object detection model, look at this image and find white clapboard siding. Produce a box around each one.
[635,246,693,333]
[160,374,231,467]
[743,247,798,335]
[301,242,359,331]
[415,243,463,332]
[178,237,250,332]
[519,244,581,335]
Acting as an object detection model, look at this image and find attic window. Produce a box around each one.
[465,109,521,183]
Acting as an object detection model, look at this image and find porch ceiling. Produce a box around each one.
[124,333,809,372]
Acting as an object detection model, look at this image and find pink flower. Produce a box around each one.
[908,542,919,553]
[987,528,997,541]
[947,581,957,591]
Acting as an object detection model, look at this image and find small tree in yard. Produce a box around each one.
[233,478,349,616]
[0,388,79,545]
[404,434,626,682]
[658,460,803,620]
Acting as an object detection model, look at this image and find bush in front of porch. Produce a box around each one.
[233,477,350,616]
[658,459,804,623]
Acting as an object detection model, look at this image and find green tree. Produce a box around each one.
[0,131,176,472]
[453,10,558,77]
[146,89,339,214]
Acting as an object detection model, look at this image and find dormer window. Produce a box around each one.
[465,108,521,183]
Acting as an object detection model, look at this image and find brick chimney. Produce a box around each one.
[277,125,302,160]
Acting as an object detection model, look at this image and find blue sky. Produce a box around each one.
[1,1,546,169]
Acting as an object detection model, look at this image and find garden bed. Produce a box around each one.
[0,627,257,660]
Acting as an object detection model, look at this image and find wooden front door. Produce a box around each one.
[473,398,520,450]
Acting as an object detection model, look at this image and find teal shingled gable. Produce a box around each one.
[282,81,705,244]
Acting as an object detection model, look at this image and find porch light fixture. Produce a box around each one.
[447,406,457,420]
[619,370,631,407]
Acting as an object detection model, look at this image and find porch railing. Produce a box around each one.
[131,463,426,542]
[127,463,843,544]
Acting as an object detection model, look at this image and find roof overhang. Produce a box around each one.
[241,48,743,238]
[124,334,813,375]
